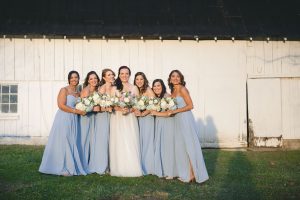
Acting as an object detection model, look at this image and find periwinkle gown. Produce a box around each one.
[39,95,87,176]
[154,116,177,178]
[80,112,94,173]
[138,114,155,175]
[88,111,110,174]
[174,96,209,183]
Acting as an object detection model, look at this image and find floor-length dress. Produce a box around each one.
[88,111,110,174]
[174,96,209,183]
[109,89,143,177]
[154,116,177,178]
[39,95,87,176]
[138,114,155,175]
[80,112,94,173]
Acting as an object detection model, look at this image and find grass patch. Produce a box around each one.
[0,145,300,199]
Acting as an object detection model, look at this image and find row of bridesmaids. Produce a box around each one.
[39,66,209,183]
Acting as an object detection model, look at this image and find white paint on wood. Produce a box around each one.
[0,39,4,80]
[4,38,15,80]
[54,39,65,80]
[24,39,35,80]
[27,81,42,136]
[282,78,300,139]
[248,78,282,137]
[14,39,25,80]
[44,39,55,80]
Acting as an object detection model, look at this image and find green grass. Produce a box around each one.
[0,145,299,200]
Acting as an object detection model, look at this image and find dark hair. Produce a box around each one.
[68,70,80,85]
[115,66,131,91]
[134,72,149,95]
[152,79,167,98]
[83,71,100,88]
[99,68,116,86]
[167,69,186,93]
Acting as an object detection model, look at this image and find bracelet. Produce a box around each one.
[72,108,76,114]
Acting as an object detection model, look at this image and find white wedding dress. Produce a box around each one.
[109,87,143,177]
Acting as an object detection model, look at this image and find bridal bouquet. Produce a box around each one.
[116,91,135,108]
[159,97,177,111]
[75,96,94,112]
[146,97,161,111]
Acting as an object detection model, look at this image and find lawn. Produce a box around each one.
[0,145,299,200]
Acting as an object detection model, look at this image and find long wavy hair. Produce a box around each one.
[115,66,131,91]
[67,70,80,85]
[99,68,116,87]
[134,72,149,95]
[167,69,186,93]
[83,71,100,88]
[152,79,167,98]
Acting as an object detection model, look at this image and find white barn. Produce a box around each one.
[0,0,299,148]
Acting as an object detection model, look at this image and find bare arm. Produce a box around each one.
[170,86,193,115]
[150,110,170,117]
[57,88,85,115]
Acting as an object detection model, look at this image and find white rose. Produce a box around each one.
[138,100,144,106]
[83,98,91,105]
[75,102,86,111]
[124,97,130,103]
[168,100,175,107]
[160,101,167,109]
[149,100,153,105]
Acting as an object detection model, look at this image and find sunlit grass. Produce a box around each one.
[0,145,299,200]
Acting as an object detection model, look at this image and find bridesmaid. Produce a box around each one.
[150,79,177,179]
[39,70,87,176]
[89,69,115,174]
[134,72,155,175]
[80,71,100,173]
[167,69,209,183]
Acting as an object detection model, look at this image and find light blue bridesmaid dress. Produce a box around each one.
[174,96,209,183]
[138,114,155,175]
[88,111,110,174]
[154,116,177,178]
[80,111,94,173]
[39,95,87,176]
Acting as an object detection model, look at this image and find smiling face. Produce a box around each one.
[119,68,130,83]
[135,75,145,89]
[152,81,162,96]
[69,73,79,86]
[88,74,99,87]
[170,71,181,85]
[103,70,115,84]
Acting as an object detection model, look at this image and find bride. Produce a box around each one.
[109,66,143,177]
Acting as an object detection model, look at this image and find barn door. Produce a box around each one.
[247,78,283,147]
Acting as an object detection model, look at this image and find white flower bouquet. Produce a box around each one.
[99,93,114,108]
[133,96,148,111]
[146,97,161,111]
[75,96,94,112]
[159,97,177,111]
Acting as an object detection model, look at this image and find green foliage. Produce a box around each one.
[0,145,300,200]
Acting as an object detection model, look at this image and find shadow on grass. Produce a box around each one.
[216,151,261,200]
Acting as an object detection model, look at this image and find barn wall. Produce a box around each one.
[0,38,299,147]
